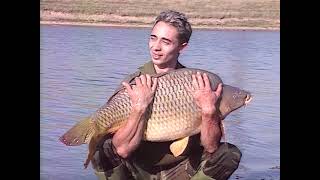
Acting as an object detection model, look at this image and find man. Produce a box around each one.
[92,10,241,180]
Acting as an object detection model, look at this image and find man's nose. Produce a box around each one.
[153,41,161,50]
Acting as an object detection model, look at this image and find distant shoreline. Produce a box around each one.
[40,21,279,31]
[41,0,279,31]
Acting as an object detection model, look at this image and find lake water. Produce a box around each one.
[40,24,280,180]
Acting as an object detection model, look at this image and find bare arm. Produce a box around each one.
[200,110,222,153]
[112,74,158,158]
[187,72,223,153]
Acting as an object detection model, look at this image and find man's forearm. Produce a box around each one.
[112,107,147,158]
[111,74,157,159]
[200,113,222,153]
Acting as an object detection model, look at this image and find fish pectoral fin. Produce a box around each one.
[84,133,105,169]
[169,136,189,157]
[106,120,126,134]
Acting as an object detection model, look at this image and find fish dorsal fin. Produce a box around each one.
[169,136,189,157]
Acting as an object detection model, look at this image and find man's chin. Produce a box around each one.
[152,59,163,65]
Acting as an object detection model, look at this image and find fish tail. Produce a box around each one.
[59,116,95,146]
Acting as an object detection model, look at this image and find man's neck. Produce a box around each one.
[154,61,178,74]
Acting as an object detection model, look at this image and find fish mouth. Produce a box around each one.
[244,94,253,105]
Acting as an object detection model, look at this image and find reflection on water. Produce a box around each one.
[41,25,279,179]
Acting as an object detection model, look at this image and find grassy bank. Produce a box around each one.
[40,0,279,30]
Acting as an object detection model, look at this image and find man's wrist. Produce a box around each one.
[201,105,216,115]
[202,111,220,124]
[129,105,149,122]
[131,104,148,114]
[201,110,218,118]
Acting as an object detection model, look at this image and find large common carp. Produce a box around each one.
[59,68,252,168]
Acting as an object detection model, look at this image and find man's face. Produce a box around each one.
[149,21,187,67]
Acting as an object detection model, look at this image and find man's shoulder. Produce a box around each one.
[120,60,187,84]
[111,70,141,95]
[120,61,151,83]
[112,62,148,94]
[122,70,141,84]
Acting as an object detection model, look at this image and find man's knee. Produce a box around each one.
[92,135,122,172]
[220,143,242,167]
[202,143,242,179]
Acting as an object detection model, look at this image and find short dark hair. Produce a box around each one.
[153,10,192,44]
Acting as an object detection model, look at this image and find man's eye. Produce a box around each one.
[163,41,170,45]
[150,36,156,40]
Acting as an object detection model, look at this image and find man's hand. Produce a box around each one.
[185,72,223,153]
[186,72,222,116]
[113,74,158,158]
[122,74,158,112]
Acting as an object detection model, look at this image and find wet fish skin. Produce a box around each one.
[59,68,252,168]
[89,68,250,141]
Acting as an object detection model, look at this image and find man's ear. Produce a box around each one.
[179,42,188,53]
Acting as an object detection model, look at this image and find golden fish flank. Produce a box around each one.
[59,68,252,168]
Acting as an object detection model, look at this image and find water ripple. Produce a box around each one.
[41,25,279,179]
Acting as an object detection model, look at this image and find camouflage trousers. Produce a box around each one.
[92,137,241,180]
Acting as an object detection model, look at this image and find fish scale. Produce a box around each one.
[91,69,202,141]
[59,68,252,168]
